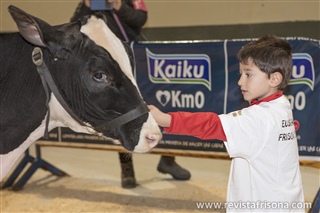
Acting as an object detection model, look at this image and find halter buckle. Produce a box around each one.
[32,47,43,66]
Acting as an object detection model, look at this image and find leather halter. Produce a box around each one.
[32,47,149,139]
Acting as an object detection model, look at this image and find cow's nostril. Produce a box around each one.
[146,134,160,148]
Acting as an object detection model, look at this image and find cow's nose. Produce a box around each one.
[133,114,162,153]
[145,133,161,149]
[133,130,162,153]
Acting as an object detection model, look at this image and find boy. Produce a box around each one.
[149,35,304,212]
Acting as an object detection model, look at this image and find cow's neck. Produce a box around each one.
[0,33,48,152]
[0,93,95,181]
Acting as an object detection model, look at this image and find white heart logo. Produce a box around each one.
[156,90,171,107]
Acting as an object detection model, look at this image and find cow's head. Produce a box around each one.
[8,5,162,152]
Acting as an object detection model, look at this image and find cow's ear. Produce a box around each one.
[8,5,54,47]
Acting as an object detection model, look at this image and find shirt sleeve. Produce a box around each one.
[164,112,227,141]
[219,106,271,159]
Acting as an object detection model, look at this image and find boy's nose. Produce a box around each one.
[238,76,243,86]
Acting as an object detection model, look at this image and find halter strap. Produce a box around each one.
[95,104,149,132]
[33,47,85,132]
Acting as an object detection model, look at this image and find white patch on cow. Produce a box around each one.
[0,129,42,181]
[80,16,138,88]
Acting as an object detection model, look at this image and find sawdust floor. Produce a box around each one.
[1,144,319,213]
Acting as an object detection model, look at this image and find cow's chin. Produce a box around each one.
[108,113,162,153]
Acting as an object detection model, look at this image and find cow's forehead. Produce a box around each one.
[80,16,138,88]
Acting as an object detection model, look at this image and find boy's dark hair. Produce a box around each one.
[237,35,292,90]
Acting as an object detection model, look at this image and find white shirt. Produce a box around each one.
[219,96,304,212]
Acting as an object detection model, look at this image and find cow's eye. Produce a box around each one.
[93,72,108,83]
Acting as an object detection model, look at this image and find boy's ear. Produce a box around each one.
[270,72,283,88]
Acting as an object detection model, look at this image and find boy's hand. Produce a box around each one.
[148,105,171,128]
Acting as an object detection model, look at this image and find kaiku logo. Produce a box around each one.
[146,48,211,90]
[290,53,315,90]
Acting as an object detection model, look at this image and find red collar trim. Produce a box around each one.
[250,91,283,106]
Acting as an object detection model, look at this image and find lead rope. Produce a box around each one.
[112,11,130,43]
[32,48,51,139]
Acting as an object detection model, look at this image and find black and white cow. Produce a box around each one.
[0,6,162,181]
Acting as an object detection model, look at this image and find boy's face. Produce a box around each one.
[238,59,278,101]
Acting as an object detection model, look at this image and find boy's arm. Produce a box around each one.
[165,112,227,141]
[149,105,226,141]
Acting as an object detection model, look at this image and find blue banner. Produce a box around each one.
[132,38,320,160]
